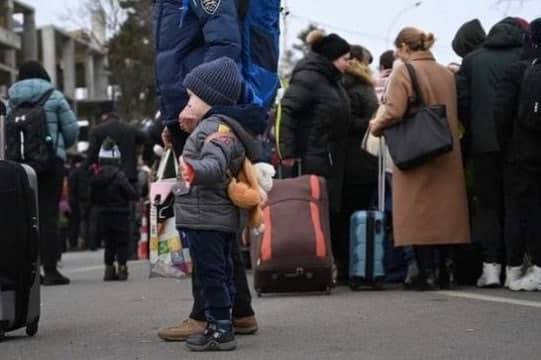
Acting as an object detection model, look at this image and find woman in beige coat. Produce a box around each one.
[370,27,470,290]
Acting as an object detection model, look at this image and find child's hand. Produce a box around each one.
[179,156,195,185]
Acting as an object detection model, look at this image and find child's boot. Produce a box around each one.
[186,320,236,351]
[117,264,129,281]
[104,265,118,281]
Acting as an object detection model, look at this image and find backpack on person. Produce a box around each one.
[238,0,281,109]
[5,89,57,174]
[518,59,541,131]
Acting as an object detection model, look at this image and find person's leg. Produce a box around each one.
[185,230,236,351]
[112,212,130,281]
[40,159,69,285]
[230,231,254,318]
[68,202,81,250]
[472,153,505,263]
[504,167,526,268]
[413,246,436,290]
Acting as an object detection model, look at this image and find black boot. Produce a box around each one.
[438,259,455,290]
[104,265,118,281]
[117,265,129,281]
[186,321,236,351]
[413,270,437,291]
[42,269,70,286]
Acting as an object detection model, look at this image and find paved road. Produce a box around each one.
[3,251,541,360]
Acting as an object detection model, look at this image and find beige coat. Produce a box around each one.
[372,51,470,247]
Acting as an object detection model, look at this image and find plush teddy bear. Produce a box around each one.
[227,159,275,233]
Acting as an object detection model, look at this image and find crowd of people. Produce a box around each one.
[2,1,541,352]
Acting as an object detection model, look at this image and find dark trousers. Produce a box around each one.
[68,202,82,249]
[39,158,64,273]
[186,230,235,322]
[333,183,376,278]
[101,210,131,266]
[504,165,541,267]
[472,153,505,263]
[190,230,254,321]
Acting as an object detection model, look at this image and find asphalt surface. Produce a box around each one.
[3,250,541,360]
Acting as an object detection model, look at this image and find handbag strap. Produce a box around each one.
[404,63,425,107]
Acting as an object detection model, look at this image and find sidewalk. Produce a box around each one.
[3,250,541,360]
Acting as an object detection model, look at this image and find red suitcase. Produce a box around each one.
[253,174,334,296]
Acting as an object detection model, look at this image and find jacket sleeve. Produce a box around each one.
[278,70,317,159]
[494,63,523,153]
[184,120,242,186]
[195,0,242,63]
[348,85,379,136]
[55,91,79,148]
[117,172,140,201]
[372,62,411,128]
[86,129,101,167]
[456,61,471,129]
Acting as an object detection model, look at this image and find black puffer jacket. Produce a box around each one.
[343,61,379,185]
[495,47,541,172]
[278,52,351,212]
[90,165,139,210]
[457,17,525,155]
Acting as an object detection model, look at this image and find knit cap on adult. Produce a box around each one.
[183,57,243,106]
[308,31,351,61]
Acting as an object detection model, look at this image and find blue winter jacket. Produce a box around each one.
[154,0,244,125]
[8,79,79,161]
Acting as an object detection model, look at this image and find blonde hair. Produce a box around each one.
[394,27,435,51]
[306,30,326,46]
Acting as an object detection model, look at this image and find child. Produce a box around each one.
[90,138,139,281]
[174,57,260,352]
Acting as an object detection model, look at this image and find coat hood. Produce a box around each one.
[8,79,53,107]
[452,19,487,58]
[344,60,374,88]
[207,103,267,136]
[292,52,343,83]
[484,17,525,49]
[92,166,121,187]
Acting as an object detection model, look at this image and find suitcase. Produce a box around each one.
[349,139,386,289]
[0,104,41,341]
[253,162,334,296]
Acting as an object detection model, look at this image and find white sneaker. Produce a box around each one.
[477,263,501,288]
[504,266,523,288]
[509,266,541,291]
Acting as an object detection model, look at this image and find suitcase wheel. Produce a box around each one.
[26,320,39,337]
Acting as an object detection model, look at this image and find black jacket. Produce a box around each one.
[495,47,541,172]
[457,17,525,155]
[278,52,351,212]
[86,119,147,182]
[343,63,379,186]
[90,165,139,210]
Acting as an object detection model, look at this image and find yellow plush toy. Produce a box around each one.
[228,159,275,232]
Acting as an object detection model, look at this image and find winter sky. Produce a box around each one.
[23,0,541,65]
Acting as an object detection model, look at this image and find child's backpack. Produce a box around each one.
[238,0,281,110]
[518,59,541,131]
[5,89,57,174]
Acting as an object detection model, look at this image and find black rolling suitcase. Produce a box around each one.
[0,101,41,341]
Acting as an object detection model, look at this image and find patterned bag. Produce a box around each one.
[149,148,192,279]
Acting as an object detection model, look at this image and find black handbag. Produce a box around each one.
[383,63,453,171]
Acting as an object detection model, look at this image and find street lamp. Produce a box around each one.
[385,1,423,46]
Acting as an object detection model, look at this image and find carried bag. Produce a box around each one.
[149,147,192,279]
[383,63,453,171]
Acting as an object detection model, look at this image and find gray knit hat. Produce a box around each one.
[183,57,243,106]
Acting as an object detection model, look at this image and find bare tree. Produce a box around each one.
[494,0,532,16]
[61,0,126,46]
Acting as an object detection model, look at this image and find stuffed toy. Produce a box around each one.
[228,159,275,233]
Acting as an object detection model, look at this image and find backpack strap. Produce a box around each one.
[238,0,250,19]
[35,88,55,107]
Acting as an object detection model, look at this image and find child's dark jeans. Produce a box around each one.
[184,229,236,323]
[101,210,131,266]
